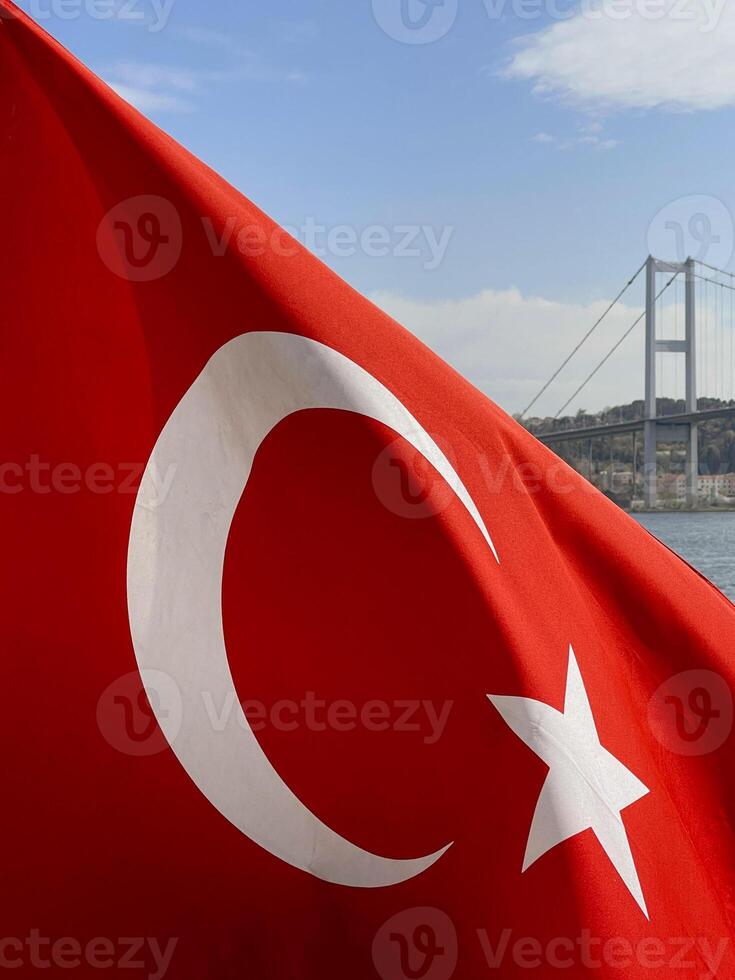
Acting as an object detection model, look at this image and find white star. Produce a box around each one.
[488,645,650,917]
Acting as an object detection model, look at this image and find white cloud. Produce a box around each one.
[108,82,194,113]
[372,282,735,417]
[102,45,305,116]
[370,287,650,417]
[103,63,199,113]
[110,61,200,93]
[531,123,620,149]
[177,26,235,49]
[505,0,735,112]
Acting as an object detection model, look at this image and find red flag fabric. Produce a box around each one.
[2,3,735,977]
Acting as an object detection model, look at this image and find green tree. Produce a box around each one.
[705,444,722,475]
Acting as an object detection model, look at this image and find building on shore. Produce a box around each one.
[657,473,735,502]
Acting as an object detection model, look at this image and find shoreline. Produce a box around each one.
[631,508,735,515]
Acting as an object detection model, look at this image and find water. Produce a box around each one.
[632,512,735,601]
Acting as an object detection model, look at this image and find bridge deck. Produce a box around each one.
[534,406,735,444]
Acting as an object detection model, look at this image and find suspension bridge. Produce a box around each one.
[522,256,735,507]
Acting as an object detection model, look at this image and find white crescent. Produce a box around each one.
[127,331,498,887]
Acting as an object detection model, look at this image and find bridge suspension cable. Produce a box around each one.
[696,259,735,280]
[692,260,735,403]
[689,268,735,294]
[553,270,679,419]
[519,258,647,419]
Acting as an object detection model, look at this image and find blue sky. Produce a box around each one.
[20,0,735,415]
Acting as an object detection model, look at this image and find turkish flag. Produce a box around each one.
[2,3,735,978]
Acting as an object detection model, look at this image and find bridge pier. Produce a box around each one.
[643,420,657,509]
[686,423,699,507]
[684,258,698,508]
[643,256,697,509]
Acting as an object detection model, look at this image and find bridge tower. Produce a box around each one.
[643,256,698,509]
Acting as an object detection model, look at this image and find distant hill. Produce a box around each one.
[520,399,735,503]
